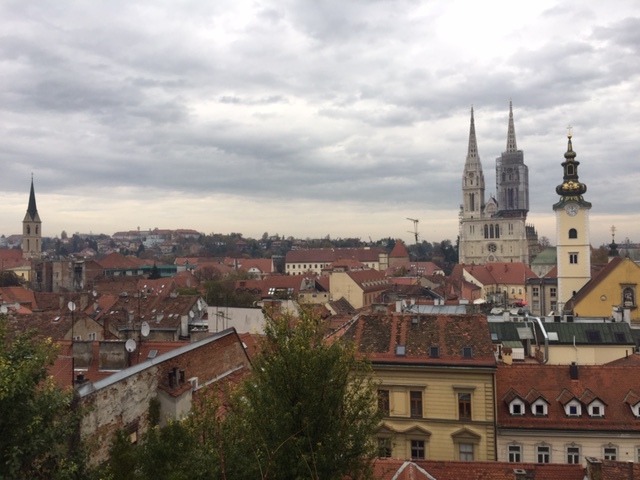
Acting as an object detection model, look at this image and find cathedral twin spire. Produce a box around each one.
[506,100,518,153]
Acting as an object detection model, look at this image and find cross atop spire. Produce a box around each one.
[467,106,479,160]
[506,99,518,153]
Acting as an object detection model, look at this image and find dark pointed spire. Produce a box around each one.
[26,175,39,220]
[466,106,479,160]
[506,99,518,153]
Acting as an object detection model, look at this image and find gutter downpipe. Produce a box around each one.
[531,316,549,364]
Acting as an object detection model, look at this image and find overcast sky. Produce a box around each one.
[1,0,639,247]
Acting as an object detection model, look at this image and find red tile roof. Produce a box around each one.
[497,363,640,431]
[340,313,495,367]
[97,252,144,269]
[389,240,409,259]
[0,249,29,269]
[370,458,584,480]
[464,262,538,286]
[0,286,37,308]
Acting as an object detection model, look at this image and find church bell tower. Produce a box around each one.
[22,177,42,260]
[553,132,591,309]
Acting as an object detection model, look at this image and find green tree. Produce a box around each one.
[222,307,380,479]
[148,263,161,280]
[0,316,86,479]
[0,271,22,287]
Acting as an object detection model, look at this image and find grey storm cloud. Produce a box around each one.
[0,0,638,245]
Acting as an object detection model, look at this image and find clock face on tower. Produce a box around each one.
[565,203,579,216]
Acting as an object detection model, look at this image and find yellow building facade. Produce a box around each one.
[340,312,497,462]
[570,256,640,324]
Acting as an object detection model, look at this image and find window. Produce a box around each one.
[461,346,472,358]
[378,389,390,416]
[569,228,577,239]
[550,288,557,298]
[510,402,523,415]
[589,403,604,417]
[533,402,547,416]
[567,445,580,464]
[569,252,578,264]
[536,445,550,463]
[411,440,425,460]
[458,393,472,420]
[604,446,617,460]
[636,447,640,463]
[410,391,423,418]
[377,438,392,458]
[429,345,439,357]
[568,404,580,416]
[87,332,97,341]
[533,287,539,297]
[508,444,522,462]
[459,442,474,461]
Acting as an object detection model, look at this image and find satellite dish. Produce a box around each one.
[68,301,76,312]
[125,339,137,352]
[92,290,97,297]
[189,311,194,318]
[141,321,150,337]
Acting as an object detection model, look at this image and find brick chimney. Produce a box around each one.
[585,457,602,480]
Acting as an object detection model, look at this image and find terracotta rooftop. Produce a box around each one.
[497,363,640,431]
[464,262,538,286]
[389,239,409,259]
[340,313,495,367]
[371,458,584,480]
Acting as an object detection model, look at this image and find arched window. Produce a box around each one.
[567,165,575,176]
[35,226,38,235]
[484,225,489,239]
[489,224,495,238]
[26,225,30,235]
[495,224,500,239]
[569,228,577,239]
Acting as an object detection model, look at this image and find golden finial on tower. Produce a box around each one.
[566,124,572,138]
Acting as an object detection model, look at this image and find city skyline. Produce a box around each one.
[1,1,639,247]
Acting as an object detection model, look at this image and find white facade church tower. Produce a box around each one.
[553,133,591,309]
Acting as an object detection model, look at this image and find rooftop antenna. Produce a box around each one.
[407,218,420,244]
[68,301,76,387]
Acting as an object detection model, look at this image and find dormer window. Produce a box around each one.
[509,399,525,416]
[462,346,472,358]
[565,400,582,417]
[589,404,603,417]
[532,401,548,416]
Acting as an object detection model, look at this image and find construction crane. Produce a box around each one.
[407,218,419,244]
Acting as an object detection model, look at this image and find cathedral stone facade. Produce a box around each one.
[458,102,538,265]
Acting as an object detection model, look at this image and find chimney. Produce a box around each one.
[585,457,602,480]
[569,362,579,380]
[513,468,527,480]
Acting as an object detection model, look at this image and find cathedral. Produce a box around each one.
[458,102,538,265]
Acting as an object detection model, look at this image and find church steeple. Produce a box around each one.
[461,106,485,218]
[25,176,40,222]
[467,106,480,161]
[506,99,517,153]
[553,132,592,208]
[22,176,42,259]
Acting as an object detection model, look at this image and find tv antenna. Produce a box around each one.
[407,218,419,244]
[68,301,77,387]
